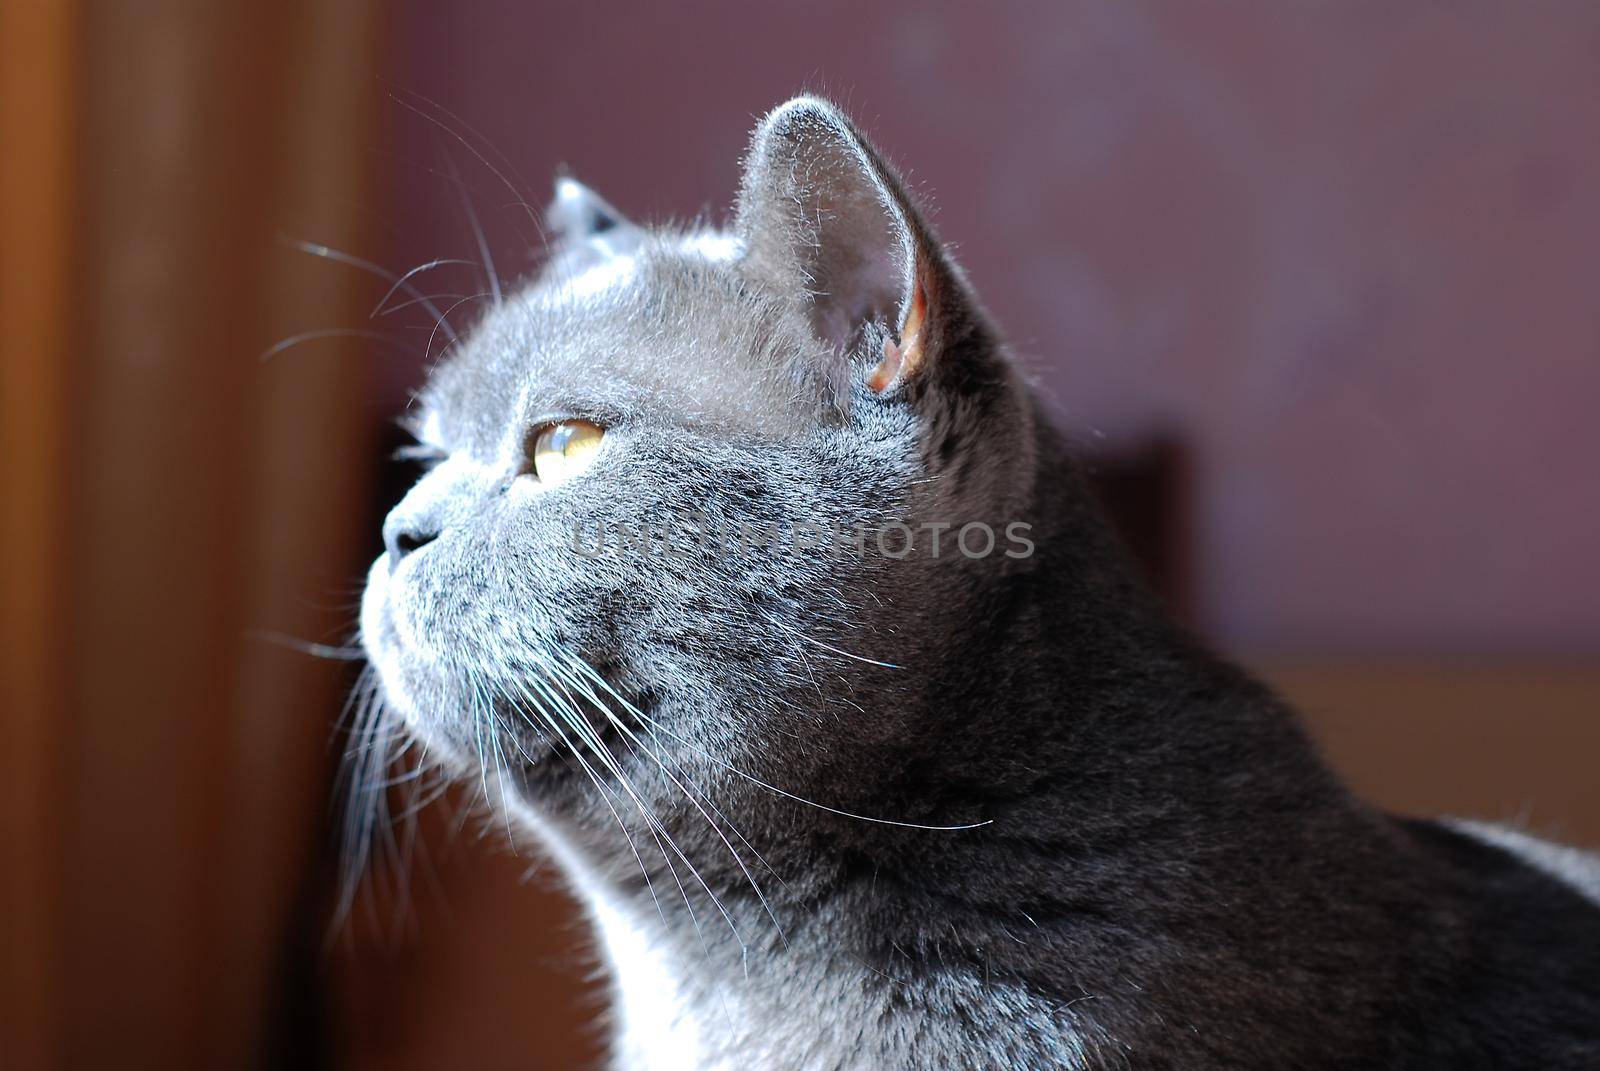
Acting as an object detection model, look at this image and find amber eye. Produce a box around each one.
[530,419,605,487]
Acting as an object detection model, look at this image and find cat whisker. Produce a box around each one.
[385,86,547,248]
[376,292,472,318]
[785,628,902,670]
[528,665,748,958]
[245,628,368,661]
[513,677,740,990]
[370,258,479,318]
[424,293,494,365]
[501,676,676,932]
[441,148,503,307]
[600,674,801,942]
[277,235,460,344]
[561,655,990,832]
[482,700,521,848]
[465,667,514,840]
[465,666,510,842]
[259,328,414,363]
[548,655,783,961]
[591,699,769,1026]
[331,667,411,945]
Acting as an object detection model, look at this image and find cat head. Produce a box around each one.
[359,97,1040,859]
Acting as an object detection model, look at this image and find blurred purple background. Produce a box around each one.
[379,1,1600,655]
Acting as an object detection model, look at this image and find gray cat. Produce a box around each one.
[357,97,1600,1069]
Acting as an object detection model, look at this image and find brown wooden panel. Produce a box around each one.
[1263,662,1600,848]
[0,2,77,1068]
[48,3,382,1068]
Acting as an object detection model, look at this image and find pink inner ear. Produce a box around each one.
[868,278,927,393]
[868,338,904,393]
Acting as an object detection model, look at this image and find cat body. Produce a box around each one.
[360,98,1600,1069]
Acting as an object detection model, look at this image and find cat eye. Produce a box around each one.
[529,419,605,487]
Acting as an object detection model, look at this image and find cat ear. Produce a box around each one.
[735,97,957,394]
[545,176,641,256]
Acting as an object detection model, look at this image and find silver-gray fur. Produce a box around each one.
[357,97,1600,1069]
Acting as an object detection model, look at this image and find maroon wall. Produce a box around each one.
[380,2,1600,655]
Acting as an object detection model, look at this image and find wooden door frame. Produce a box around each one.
[2,4,383,1067]
[0,2,77,1067]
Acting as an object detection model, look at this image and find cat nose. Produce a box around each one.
[383,514,440,569]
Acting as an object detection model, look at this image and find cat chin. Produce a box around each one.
[359,554,465,766]
[361,554,573,785]
[358,555,406,699]
[360,554,650,812]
